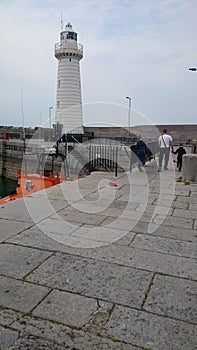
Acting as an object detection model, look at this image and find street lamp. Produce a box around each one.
[126,96,132,127]
[49,106,53,128]
[189,67,197,71]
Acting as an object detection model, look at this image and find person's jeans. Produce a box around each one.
[137,151,146,170]
[177,157,182,171]
[159,148,170,169]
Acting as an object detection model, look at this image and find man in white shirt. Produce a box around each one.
[158,129,174,171]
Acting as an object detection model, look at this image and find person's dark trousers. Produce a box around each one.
[159,148,170,169]
[137,151,145,169]
[177,157,182,171]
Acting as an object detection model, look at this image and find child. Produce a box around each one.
[173,143,186,172]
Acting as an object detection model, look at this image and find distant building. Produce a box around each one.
[54,23,84,134]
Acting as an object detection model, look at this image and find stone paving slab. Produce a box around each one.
[57,208,106,225]
[51,243,197,280]
[143,274,197,324]
[0,198,33,222]
[0,219,32,243]
[100,216,138,231]
[33,290,98,327]
[0,326,18,349]
[173,208,197,219]
[70,225,129,245]
[103,305,197,350]
[154,215,194,229]
[131,233,197,259]
[6,226,80,253]
[0,243,52,279]
[26,253,153,308]
[133,221,197,241]
[189,203,197,210]
[0,309,20,327]
[10,316,144,350]
[0,276,50,312]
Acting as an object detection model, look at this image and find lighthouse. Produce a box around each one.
[54,23,83,134]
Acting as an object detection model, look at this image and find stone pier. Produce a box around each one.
[0,158,196,349]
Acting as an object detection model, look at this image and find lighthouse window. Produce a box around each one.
[57,101,60,108]
[66,32,77,41]
[58,80,60,88]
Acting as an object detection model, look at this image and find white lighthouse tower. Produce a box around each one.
[54,23,83,134]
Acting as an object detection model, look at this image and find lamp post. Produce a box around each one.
[126,96,132,127]
[49,106,53,128]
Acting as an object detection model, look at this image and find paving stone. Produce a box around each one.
[11,315,142,349]
[144,275,197,323]
[0,219,32,243]
[135,203,173,215]
[57,209,106,225]
[131,234,197,259]
[103,305,197,350]
[157,215,193,229]
[108,200,138,211]
[172,200,189,209]
[70,225,129,246]
[173,208,197,219]
[33,290,98,327]
[0,198,33,222]
[11,316,78,347]
[133,221,197,242]
[176,195,197,204]
[23,196,64,223]
[189,203,197,211]
[0,243,52,278]
[26,253,153,308]
[0,276,50,313]
[113,231,137,246]
[7,334,68,350]
[6,226,75,253]
[64,244,197,280]
[0,326,19,349]
[0,309,21,327]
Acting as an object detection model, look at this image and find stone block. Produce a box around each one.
[0,243,51,279]
[182,154,197,182]
[0,276,50,312]
[103,305,197,350]
[26,253,153,308]
[144,275,197,323]
[33,290,98,327]
[0,326,18,349]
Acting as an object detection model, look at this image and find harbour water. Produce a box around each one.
[0,177,17,199]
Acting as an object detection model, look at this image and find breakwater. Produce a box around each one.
[1,125,196,180]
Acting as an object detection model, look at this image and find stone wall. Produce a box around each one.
[84,124,197,144]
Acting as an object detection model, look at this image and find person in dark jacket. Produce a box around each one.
[135,135,148,171]
[173,143,186,171]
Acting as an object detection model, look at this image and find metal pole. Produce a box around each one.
[126,96,131,127]
[49,106,53,128]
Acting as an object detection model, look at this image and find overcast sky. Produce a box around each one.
[0,0,197,128]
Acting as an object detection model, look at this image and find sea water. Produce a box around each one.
[0,177,17,199]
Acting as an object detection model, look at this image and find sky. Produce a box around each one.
[0,0,197,128]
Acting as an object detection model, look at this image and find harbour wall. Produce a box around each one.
[0,125,196,180]
[84,124,197,144]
